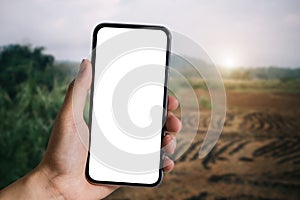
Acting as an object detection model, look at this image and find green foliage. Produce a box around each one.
[0,44,56,98]
[190,79,207,90]
[0,44,74,188]
[229,70,251,80]
[221,66,300,80]
[199,96,211,109]
[223,79,300,93]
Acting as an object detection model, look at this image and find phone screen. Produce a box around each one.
[86,23,170,186]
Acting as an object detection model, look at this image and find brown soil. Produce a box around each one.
[106,90,300,200]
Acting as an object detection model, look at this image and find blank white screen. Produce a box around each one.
[88,26,168,185]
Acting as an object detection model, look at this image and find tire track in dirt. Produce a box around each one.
[175,109,300,164]
[106,107,300,200]
[239,112,298,134]
[173,109,300,200]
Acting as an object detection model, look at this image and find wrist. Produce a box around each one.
[25,166,65,200]
[0,166,65,200]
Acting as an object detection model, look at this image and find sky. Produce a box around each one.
[0,0,300,67]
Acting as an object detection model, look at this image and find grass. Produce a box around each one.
[177,78,300,93]
[199,96,211,109]
[223,79,300,93]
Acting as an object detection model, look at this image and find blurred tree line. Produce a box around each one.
[226,67,300,81]
[169,55,300,81]
[0,44,76,188]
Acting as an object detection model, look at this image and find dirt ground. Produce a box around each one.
[106,87,300,200]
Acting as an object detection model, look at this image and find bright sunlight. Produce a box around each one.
[222,55,238,69]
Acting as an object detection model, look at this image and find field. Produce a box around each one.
[106,80,300,200]
[1,45,299,199]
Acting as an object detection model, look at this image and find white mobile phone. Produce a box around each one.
[86,23,171,187]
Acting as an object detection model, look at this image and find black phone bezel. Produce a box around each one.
[85,22,171,187]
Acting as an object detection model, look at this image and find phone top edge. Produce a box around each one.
[93,22,171,41]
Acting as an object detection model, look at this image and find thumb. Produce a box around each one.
[60,59,92,120]
[76,59,93,93]
[73,59,92,120]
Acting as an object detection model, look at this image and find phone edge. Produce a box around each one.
[85,22,172,187]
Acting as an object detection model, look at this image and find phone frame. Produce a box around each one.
[85,22,171,187]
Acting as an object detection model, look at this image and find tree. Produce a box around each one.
[0,44,71,189]
[0,44,54,98]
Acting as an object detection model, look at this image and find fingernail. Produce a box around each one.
[79,59,86,73]
[77,59,86,79]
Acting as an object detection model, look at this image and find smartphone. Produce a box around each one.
[86,23,171,187]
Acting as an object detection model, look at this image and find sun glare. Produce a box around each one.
[222,55,238,69]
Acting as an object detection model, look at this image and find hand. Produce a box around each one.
[0,59,181,200]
